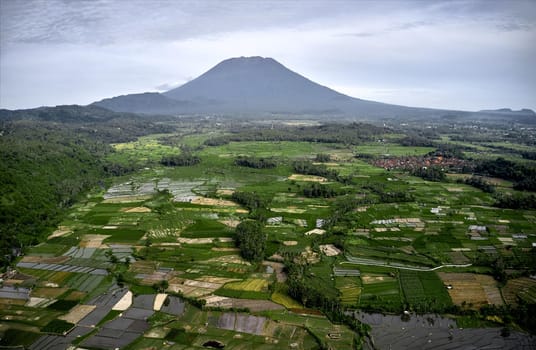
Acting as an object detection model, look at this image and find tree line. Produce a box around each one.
[204,122,387,146]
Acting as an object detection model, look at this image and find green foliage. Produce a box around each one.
[0,123,108,267]
[234,155,277,169]
[0,105,175,269]
[460,176,495,193]
[152,279,169,292]
[292,160,339,180]
[41,319,74,334]
[47,299,79,311]
[235,220,266,262]
[302,183,339,198]
[315,153,331,162]
[165,328,197,345]
[494,192,536,209]
[160,152,200,166]
[204,122,386,146]
[399,270,452,312]
[363,182,414,203]
[411,166,446,182]
[475,157,536,191]
[0,329,41,347]
[232,191,269,211]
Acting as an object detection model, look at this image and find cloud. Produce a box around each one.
[154,82,185,92]
[1,0,535,110]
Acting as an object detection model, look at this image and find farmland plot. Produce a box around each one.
[437,273,503,308]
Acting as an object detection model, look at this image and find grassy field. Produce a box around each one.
[4,124,536,349]
[399,270,452,311]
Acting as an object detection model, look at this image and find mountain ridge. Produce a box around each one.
[89,56,534,121]
[92,56,433,117]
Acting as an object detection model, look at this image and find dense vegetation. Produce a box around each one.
[204,122,386,146]
[234,220,266,262]
[410,166,446,181]
[2,108,536,349]
[234,155,277,169]
[459,176,495,193]
[475,158,536,191]
[0,105,173,268]
[292,160,344,182]
[160,152,201,166]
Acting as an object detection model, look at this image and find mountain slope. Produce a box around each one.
[163,56,423,116]
[91,56,533,121]
[92,92,193,115]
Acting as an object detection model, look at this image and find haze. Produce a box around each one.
[1,0,535,111]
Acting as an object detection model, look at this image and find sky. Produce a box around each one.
[1,0,535,111]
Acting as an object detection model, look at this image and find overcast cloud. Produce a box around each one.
[1,0,535,111]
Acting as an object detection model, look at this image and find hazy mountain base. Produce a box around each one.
[92,56,536,122]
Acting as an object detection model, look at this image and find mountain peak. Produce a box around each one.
[207,56,282,74]
[222,56,277,64]
[162,56,357,114]
[94,56,431,117]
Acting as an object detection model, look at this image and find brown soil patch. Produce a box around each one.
[211,247,240,252]
[502,277,536,306]
[203,296,284,312]
[64,291,86,301]
[184,279,223,289]
[319,244,341,256]
[304,229,326,236]
[102,195,152,203]
[313,162,339,167]
[139,271,170,285]
[121,206,152,213]
[48,226,72,239]
[219,219,240,228]
[153,242,181,247]
[80,234,110,248]
[197,276,241,284]
[0,299,27,306]
[288,174,328,182]
[271,207,306,214]
[20,256,70,264]
[362,276,392,284]
[129,260,157,274]
[298,247,320,264]
[42,271,72,285]
[177,237,232,244]
[191,197,238,207]
[168,284,214,298]
[206,254,251,265]
[288,308,324,316]
[437,272,503,308]
[59,305,96,324]
[31,287,68,299]
[216,189,235,196]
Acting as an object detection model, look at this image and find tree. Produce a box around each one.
[235,220,266,262]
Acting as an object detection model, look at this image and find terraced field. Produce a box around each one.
[2,124,536,349]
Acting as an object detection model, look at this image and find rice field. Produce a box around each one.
[223,279,269,292]
[5,127,536,349]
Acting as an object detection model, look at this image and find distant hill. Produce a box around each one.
[90,56,534,122]
[162,56,425,117]
[92,92,194,115]
[0,104,120,123]
[92,56,446,118]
